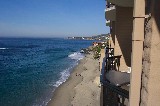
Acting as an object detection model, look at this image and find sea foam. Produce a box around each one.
[68,52,84,60]
[0,48,8,50]
[53,52,84,87]
[53,68,71,87]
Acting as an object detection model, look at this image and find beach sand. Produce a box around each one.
[47,53,101,106]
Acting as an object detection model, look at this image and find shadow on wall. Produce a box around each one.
[154,0,160,34]
[115,6,133,67]
[111,21,115,45]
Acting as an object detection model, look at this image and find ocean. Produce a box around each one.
[0,38,93,106]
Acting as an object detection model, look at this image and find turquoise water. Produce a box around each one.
[0,38,93,106]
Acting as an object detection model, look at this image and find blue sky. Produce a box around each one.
[0,0,109,38]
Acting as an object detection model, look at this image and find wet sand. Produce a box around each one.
[47,53,101,106]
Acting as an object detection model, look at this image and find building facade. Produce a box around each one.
[104,0,160,105]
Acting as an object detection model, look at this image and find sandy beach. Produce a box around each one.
[47,52,101,106]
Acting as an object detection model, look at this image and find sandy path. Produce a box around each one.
[71,54,101,106]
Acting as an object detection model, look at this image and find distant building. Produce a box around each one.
[68,34,109,41]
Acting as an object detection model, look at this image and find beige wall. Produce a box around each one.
[140,0,160,105]
[114,6,133,71]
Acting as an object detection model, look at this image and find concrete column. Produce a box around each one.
[129,0,145,105]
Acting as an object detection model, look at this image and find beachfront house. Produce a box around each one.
[101,0,160,105]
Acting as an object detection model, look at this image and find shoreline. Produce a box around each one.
[47,53,101,106]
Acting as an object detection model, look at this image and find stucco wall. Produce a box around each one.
[140,17,152,106]
[140,0,160,105]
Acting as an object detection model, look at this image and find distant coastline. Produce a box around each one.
[68,34,110,41]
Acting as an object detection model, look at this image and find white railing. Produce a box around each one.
[105,5,115,12]
[106,20,110,24]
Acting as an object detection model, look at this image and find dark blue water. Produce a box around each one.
[0,38,93,106]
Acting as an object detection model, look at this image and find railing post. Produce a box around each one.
[103,85,106,106]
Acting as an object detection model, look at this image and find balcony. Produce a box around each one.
[108,0,134,7]
[105,5,116,21]
[100,47,130,106]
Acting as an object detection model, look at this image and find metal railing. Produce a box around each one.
[106,0,115,8]
[105,48,121,71]
[100,47,129,106]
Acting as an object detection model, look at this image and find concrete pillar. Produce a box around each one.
[129,0,145,105]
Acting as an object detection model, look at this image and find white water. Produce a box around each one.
[68,52,84,60]
[0,48,8,50]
